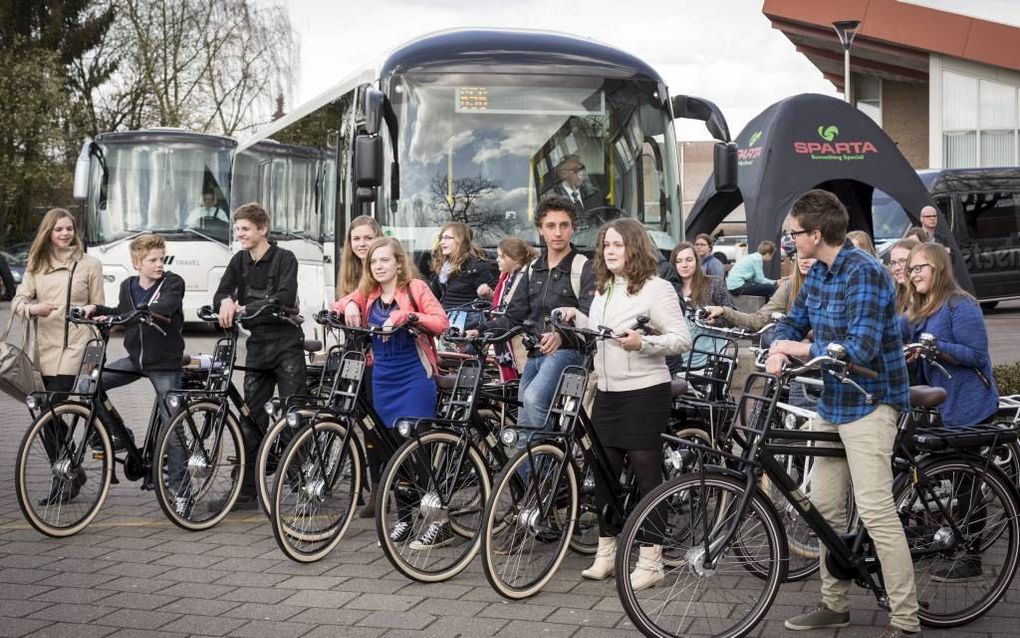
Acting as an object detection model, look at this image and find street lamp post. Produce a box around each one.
[833,20,861,104]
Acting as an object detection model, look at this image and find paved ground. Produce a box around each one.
[1,301,1019,637]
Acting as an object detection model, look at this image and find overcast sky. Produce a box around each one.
[284,0,1019,141]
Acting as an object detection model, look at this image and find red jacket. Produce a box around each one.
[334,278,449,375]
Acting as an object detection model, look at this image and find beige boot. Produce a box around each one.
[630,544,664,591]
[581,536,617,580]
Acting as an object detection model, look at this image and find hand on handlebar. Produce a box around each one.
[616,329,643,352]
[701,306,724,323]
[343,301,362,328]
[765,352,789,375]
[217,298,238,329]
[538,331,562,355]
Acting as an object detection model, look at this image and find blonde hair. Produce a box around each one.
[430,222,486,275]
[129,233,166,263]
[358,237,419,297]
[338,216,382,296]
[27,208,84,273]
[847,230,876,256]
[889,237,921,314]
[903,243,972,323]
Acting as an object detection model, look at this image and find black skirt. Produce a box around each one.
[591,382,672,450]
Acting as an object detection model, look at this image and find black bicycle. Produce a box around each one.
[477,311,678,599]
[374,323,523,582]
[615,344,1020,637]
[15,308,200,537]
[267,311,416,562]
[151,302,304,530]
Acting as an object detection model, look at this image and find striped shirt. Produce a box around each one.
[774,242,909,424]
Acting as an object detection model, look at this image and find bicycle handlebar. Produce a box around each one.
[442,324,525,346]
[320,309,421,337]
[903,332,959,379]
[693,308,785,339]
[548,310,649,340]
[68,307,168,336]
[197,301,300,326]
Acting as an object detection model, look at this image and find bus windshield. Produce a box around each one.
[85,141,233,245]
[380,73,681,254]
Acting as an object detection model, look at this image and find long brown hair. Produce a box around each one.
[670,241,711,304]
[594,219,658,295]
[889,237,920,314]
[903,243,972,323]
[430,221,486,275]
[846,230,877,256]
[338,215,382,296]
[498,236,537,270]
[27,208,84,274]
[786,257,814,313]
[358,237,419,297]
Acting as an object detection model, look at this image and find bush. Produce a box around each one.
[994,361,1020,396]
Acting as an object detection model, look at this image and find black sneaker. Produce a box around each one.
[389,521,413,543]
[37,469,86,506]
[409,521,456,550]
[932,557,983,583]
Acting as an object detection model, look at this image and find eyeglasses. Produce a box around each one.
[907,263,933,275]
[440,235,456,241]
[920,214,937,220]
[889,258,908,268]
[786,228,811,238]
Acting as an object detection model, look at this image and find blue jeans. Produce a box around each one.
[518,348,584,432]
[101,357,183,428]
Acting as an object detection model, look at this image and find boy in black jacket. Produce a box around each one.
[213,202,306,509]
[83,234,186,451]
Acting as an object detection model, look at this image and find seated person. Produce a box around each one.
[726,240,777,298]
[185,192,229,228]
[542,154,606,219]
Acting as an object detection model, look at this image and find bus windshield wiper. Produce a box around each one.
[98,229,150,252]
[171,227,229,246]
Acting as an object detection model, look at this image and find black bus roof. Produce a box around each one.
[94,129,237,149]
[379,29,664,83]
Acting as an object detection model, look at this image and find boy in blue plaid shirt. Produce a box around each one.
[768,190,919,638]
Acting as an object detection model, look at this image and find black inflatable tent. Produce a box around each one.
[686,93,972,290]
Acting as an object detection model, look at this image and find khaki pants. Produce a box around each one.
[810,404,920,632]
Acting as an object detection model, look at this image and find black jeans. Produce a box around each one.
[241,331,307,494]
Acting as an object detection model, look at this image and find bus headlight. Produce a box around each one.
[500,428,519,447]
[396,419,414,438]
[286,412,302,428]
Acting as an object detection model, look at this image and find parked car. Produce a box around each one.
[712,234,748,264]
[873,167,1020,307]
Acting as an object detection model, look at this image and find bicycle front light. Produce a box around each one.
[25,395,40,411]
[286,412,302,428]
[396,419,414,438]
[264,400,281,418]
[500,428,519,447]
[167,394,181,410]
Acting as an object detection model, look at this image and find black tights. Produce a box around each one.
[596,446,663,537]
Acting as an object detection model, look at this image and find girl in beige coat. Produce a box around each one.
[12,208,104,392]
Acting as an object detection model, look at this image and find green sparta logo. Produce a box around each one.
[748,130,762,146]
[818,125,839,142]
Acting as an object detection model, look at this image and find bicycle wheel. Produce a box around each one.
[376,430,491,582]
[256,416,296,517]
[894,458,1020,628]
[615,473,787,638]
[153,401,245,531]
[271,419,361,563]
[480,443,578,599]
[15,404,113,538]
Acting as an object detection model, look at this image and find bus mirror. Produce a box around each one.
[713,142,738,192]
[363,88,384,136]
[354,134,384,188]
[672,95,732,143]
[73,141,91,200]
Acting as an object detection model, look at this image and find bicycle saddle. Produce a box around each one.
[909,385,947,409]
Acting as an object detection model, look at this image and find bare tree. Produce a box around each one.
[77,0,298,136]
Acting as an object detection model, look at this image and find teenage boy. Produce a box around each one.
[213,202,306,510]
[503,194,594,433]
[83,233,185,462]
[768,190,919,638]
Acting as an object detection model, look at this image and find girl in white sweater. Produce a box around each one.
[556,218,690,591]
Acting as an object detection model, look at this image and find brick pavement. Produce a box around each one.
[1,302,1019,637]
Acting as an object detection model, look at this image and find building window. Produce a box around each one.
[855,76,881,125]
[942,71,1019,167]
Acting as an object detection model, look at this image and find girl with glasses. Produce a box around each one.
[428,222,498,333]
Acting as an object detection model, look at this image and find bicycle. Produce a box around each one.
[15,308,200,537]
[151,302,306,530]
[477,311,679,599]
[266,311,424,562]
[615,344,1020,638]
[373,323,524,582]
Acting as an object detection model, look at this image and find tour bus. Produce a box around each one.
[236,28,735,313]
[73,129,236,322]
[873,167,1020,308]
[231,139,329,334]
